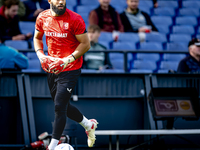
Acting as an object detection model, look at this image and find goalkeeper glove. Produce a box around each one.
[36,50,55,73]
[49,54,76,75]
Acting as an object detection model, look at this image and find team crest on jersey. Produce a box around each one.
[63,22,69,30]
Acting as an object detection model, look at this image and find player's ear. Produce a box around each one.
[48,0,51,4]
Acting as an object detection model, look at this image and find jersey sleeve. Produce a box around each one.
[35,14,44,32]
[72,15,86,35]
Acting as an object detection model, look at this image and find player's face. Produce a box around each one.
[50,0,66,16]
[190,45,200,57]
[88,30,100,43]
[127,0,139,10]
[98,0,111,8]
[5,5,18,19]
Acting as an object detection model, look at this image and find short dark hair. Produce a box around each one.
[3,0,19,8]
[87,25,101,33]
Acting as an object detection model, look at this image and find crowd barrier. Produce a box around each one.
[0,71,200,149]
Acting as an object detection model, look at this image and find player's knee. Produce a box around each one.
[55,105,67,115]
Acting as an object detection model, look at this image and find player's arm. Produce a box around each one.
[33,29,44,53]
[33,29,54,72]
[73,32,91,59]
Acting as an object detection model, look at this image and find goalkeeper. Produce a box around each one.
[33,0,98,149]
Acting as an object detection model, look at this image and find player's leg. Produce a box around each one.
[67,103,98,147]
[47,73,57,101]
[47,70,80,150]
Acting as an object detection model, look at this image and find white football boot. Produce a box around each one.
[85,119,98,147]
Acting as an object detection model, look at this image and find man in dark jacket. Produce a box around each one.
[89,0,124,33]
[120,0,158,33]
[0,0,32,42]
[177,38,200,73]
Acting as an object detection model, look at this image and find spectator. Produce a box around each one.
[153,0,158,8]
[0,0,25,19]
[83,25,112,70]
[22,0,49,21]
[177,38,200,73]
[0,37,28,70]
[88,0,124,33]
[120,0,158,33]
[0,0,32,42]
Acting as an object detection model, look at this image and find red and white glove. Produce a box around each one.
[36,51,55,73]
[49,54,76,75]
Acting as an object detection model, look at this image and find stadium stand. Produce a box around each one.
[10,0,199,73]
[139,42,163,51]
[112,42,136,50]
[5,40,29,50]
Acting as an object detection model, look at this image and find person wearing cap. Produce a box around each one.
[177,38,200,73]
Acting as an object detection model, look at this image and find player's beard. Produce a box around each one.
[51,3,66,16]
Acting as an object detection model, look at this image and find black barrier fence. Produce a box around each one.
[0,72,200,149]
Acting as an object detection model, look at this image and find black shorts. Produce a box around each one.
[47,69,81,104]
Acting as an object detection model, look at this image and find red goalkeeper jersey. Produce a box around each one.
[35,9,86,71]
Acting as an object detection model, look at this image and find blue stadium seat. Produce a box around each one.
[169,34,191,43]
[166,42,188,51]
[76,5,96,14]
[153,7,176,17]
[110,59,124,70]
[182,1,200,8]
[175,16,197,26]
[130,69,153,73]
[197,34,200,39]
[155,25,170,34]
[178,8,200,17]
[113,5,126,14]
[146,33,167,43]
[81,69,97,73]
[79,13,89,23]
[22,59,41,72]
[157,1,178,9]
[112,42,136,50]
[99,32,113,43]
[139,42,163,51]
[136,53,160,62]
[172,25,195,35]
[5,40,29,50]
[159,61,179,71]
[19,21,35,34]
[157,69,169,73]
[131,60,157,71]
[139,6,151,15]
[109,53,123,60]
[139,1,153,9]
[118,33,140,43]
[100,69,125,73]
[197,26,200,34]
[80,0,99,6]
[66,0,77,7]
[67,6,74,11]
[151,16,173,27]
[98,41,110,49]
[163,54,186,61]
[110,0,127,8]
[27,52,38,60]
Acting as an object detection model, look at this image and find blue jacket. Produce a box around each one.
[0,43,28,69]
